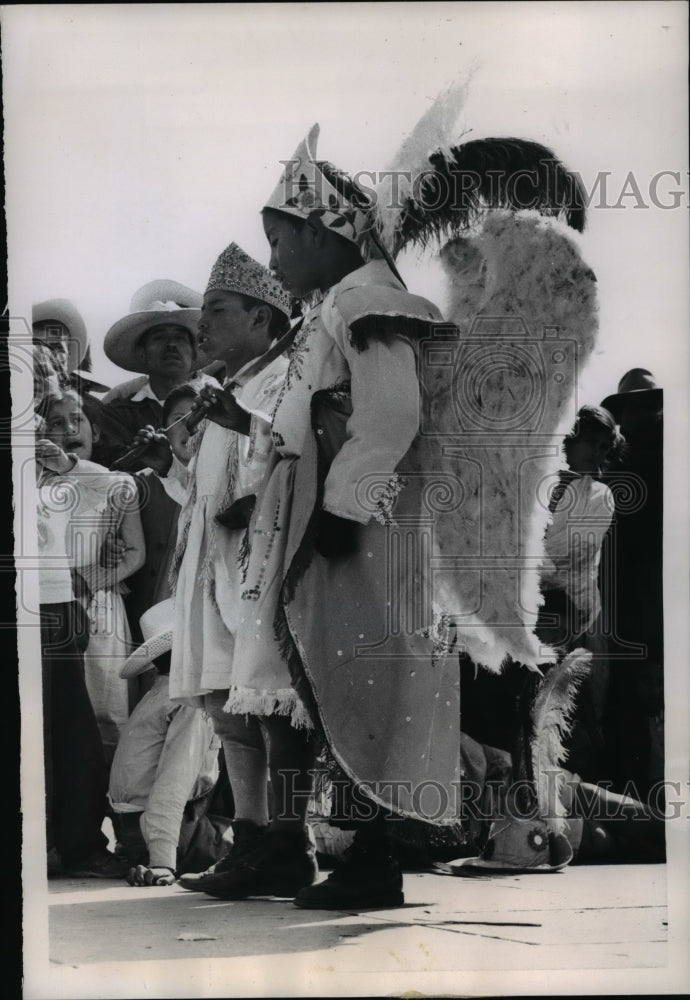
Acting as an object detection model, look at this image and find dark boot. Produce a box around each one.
[178,819,267,892]
[293,830,404,910]
[201,826,318,899]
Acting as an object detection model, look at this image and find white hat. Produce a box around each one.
[32,299,88,373]
[104,279,202,373]
[120,598,174,679]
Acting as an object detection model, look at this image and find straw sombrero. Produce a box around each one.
[32,299,88,373]
[120,599,174,679]
[104,279,202,374]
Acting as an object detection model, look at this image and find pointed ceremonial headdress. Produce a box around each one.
[263,123,377,251]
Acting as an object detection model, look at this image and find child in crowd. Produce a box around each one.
[109,600,226,887]
[140,382,202,509]
[119,383,201,654]
[162,384,198,463]
[36,398,128,877]
[41,389,145,764]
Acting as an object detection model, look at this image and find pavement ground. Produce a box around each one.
[22,861,686,998]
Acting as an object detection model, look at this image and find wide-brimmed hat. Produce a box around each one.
[32,299,88,373]
[601,368,663,419]
[120,598,173,679]
[104,280,202,374]
[70,371,111,395]
[432,817,573,876]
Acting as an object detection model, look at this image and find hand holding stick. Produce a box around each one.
[186,384,250,434]
[111,412,189,471]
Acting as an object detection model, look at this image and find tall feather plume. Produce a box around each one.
[393,137,587,256]
[377,76,473,254]
[530,648,592,834]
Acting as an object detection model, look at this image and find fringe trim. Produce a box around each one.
[273,592,321,726]
[222,685,313,730]
[348,314,445,353]
[238,527,251,584]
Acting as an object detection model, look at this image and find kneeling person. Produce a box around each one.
[109,600,224,886]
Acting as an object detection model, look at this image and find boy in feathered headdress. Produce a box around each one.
[199,120,604,907]
[197,125,473,909]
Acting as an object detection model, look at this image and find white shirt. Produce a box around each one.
[130,379,165,404]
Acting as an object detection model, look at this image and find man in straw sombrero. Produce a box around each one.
[97,279,202,470]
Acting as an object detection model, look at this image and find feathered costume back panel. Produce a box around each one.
[378,114,598,673]
[423,211,598,672]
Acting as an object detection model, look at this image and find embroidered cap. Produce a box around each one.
[263,123,374,248]
[205,243,291,319]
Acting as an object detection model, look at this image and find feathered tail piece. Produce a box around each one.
[530,647,592,834]
[391,136,587,256]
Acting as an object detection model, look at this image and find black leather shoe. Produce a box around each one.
[293,836,404,910]
[178,820,267,892]
[202,827,318,899]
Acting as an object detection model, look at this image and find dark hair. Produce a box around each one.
[162,383,199,426]
[564,404,624,467]
[315,160,376,214]
[234,292,290,340]
[79,390,106,430]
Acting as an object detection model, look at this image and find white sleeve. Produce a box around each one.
[321,307,419,523]
[234,358,288,425]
